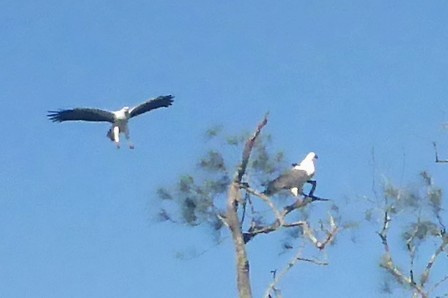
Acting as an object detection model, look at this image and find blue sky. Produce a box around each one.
[1,1,448,297]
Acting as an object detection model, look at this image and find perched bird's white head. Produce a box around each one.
[293,152,318,176]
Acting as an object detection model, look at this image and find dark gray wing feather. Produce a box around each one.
[264,169,310,196]
[129,95,174,119]
[47,108,115,123]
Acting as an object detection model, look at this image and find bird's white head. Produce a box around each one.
[294,152,318,176]
[121,106,131,117]
[113,106,131,120]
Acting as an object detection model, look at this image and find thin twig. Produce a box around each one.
[296,257,329,265]
[216,213,229,228]
[420,235,448,287]
[407,215,421,285]
[433,142,448,163]
[264,246,330,297]
[430,274,448,295]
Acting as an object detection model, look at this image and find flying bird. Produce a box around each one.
[47,95,174,149]
[264,152,318,197]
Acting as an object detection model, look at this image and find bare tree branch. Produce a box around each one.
[243,220,307,243]
[241,186,331,243]
[420,235,448,287]
[226,114,269,298]
[234,113,269,183]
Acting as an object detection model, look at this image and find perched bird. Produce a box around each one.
[264,152,318,197]
[47,95,174,149]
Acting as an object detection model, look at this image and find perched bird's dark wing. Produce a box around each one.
[264,169,310,196]
[47,108,115,123]
[129,95,174,119]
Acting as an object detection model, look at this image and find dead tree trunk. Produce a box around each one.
[225,115,268,298]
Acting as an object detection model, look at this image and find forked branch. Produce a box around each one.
[377,209,428,298]
[264,216,338,298]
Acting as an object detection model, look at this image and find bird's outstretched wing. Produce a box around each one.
[129,95,174,119]
[47,108,115,123]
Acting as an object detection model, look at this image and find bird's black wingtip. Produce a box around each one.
[162,94,175,106]
[47,110,63,122]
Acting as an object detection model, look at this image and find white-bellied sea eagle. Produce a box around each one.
[264,152,318,197]
[47,95,174,149]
